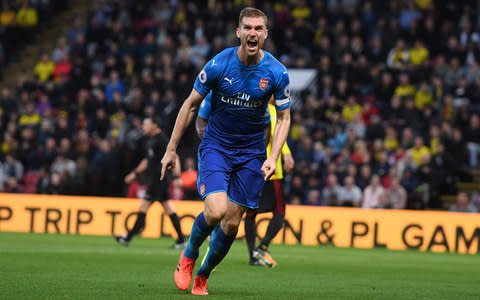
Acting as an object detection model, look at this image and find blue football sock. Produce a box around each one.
[197,227,237,278]
[210,224,220,242]
[184,212,215,260]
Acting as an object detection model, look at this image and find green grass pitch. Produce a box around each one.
[0,232,479,299]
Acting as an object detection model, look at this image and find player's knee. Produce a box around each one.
[203,208,224,225]
[221,218,241,235]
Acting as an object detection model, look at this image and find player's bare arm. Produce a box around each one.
[282,154,294,173]
[173,154,182,177]
[161,89,204,180]
[195,116,208,139]
[125,158,148,183]
[261,107,291,180]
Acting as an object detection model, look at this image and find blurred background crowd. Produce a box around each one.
[1,0,480,212]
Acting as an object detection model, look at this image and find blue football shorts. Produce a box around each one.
[197,147,266,209]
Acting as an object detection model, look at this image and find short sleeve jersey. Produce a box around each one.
[194,47,290,154]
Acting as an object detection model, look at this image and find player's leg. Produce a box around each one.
[175,192,228,291]
[244,209,262,265]
[161,200,186,248]
[254,180,286,267]
[175,147,230,291]
[127,199,152,240]
[113,199,152,246]
[200,224,220,266]
[193,199,245,295]
[184,192,227,259]
[191,156,265,294]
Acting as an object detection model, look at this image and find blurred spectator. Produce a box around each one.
[50,153,76,177]
[361,101,380,125]
[2,154,23,183]
[289,175,305,204]
[409,40,429,66]
[375,192,391,209]
[447,128,468,166]
[374,151,390,178]
[19,103,41,129]
[465,61,480,85]
[469,182,480,211]
[394,73,415,99]
[45,172,67,195]
[384,126,399,152]
[71,156,89,194]
[321,174,342,206]
[386,177,407,209]
[189,35,210,68]
[89,139,121,196]
[0,3,15,26]
[356,164,372,190]
[466,114,480,167]
[399,2,420,30]
[366,114,384,141]
[387,40,409,69]
[36,166,50,194]
[342,96,362,123]
[16,1,38,27]
[304,189,321,206]
[34,53,55,82]
[414,82,432,109]
[444,58,464,88]
[338,175,362,207]
[53,54,73,81]
[180,157,198,200]
[431,143,458,194]
[362,174,385,208]
[5,177,23,193]
[410,136,430,165]
[105,71,125,103]
[449,192,477,213]
[52,37,70,63]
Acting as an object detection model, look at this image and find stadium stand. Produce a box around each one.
[1,0,479,211]
[0,0,70,77]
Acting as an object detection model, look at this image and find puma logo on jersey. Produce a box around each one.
[224,77,233,85]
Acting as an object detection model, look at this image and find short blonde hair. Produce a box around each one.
[238,7,267,27]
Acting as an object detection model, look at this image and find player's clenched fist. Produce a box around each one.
[160,150,176,180]
[261,158,277,181]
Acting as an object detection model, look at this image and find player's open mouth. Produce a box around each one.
[247,40,258,51]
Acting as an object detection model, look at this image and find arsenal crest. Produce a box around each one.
[259,78,269,90]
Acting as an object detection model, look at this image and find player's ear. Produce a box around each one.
[236,27,240,39]
[264,28,269,39]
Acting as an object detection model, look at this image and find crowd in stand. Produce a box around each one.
[0,0,69,71]
[1,0,480,211]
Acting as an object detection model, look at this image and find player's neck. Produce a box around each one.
[237,48,264,66]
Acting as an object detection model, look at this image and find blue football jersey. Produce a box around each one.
[198,91,271,125]
[194,47,290,153]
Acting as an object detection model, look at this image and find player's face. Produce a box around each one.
[237,16,268,57]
